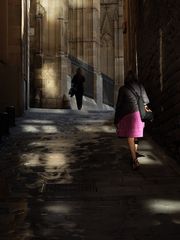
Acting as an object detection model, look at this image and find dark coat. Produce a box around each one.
[71,74,85,94]
[114,81,149,124]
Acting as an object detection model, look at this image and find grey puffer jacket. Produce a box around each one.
[114,81,149,124]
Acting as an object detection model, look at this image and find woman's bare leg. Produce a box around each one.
[127,137,136,160]
[134,138,139,153]
[127,137,140,169]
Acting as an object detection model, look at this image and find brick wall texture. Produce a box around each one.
[137,0,180,160]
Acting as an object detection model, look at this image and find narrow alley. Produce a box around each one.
[1,109,180,240]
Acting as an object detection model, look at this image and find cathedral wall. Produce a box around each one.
[100,0,124,104]
[30,0,124,109]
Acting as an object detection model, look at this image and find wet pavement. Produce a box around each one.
[0,108,180,240]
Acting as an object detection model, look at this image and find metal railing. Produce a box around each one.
[102,73,114,107]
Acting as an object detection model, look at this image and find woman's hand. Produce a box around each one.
[145,105,152,112]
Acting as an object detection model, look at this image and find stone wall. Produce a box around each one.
[137,0,180,159]
[0,0,25,115]
[123,0,138,74]
[30,0,70,108]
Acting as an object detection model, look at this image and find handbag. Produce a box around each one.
[137,94,153,122]
[127,85,153,122]
[68,84,77,97]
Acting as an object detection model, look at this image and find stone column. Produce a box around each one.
[82,0,101,106]
[123,0,137,74]
[34,13,43,107]
[92,0,102,108]
[35,14,43,54]
[0,0,8,63]
[114,0,124,103]
[57,15,70,99]
[69,1,77,57]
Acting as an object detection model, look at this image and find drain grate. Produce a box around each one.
[43,183,98,195]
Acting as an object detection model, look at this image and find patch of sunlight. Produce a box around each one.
[23,154,40,166]
[42,125,58,133]
[139,144,153,150]
[22,125,40,133]
[44,153,66,167]
[45,203,71,214]
[139,156,163,166]
[145,199,180,214]
[21,124,58,133]
[76,125,115,133]
[42,64,59,98]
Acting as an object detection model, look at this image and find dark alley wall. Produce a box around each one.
[0,0,25,116]
[137,0,180,159]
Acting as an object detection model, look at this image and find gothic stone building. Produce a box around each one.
[29,0,125,109]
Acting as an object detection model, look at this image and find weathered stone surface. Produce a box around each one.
[0,108,180,239]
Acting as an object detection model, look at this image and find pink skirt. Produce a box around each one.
[117,111,144,138]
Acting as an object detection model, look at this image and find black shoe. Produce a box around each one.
[132,159,140,170]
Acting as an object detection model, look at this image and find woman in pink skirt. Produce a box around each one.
[114,70,150,170]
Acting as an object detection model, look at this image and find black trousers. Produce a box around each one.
[75,92,83,110]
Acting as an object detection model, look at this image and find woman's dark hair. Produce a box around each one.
[124,70,138,85]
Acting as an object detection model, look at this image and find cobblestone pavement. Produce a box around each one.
[1,108,180,240]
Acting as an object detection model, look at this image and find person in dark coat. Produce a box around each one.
[71,68,85,110]
[114,70,151,170]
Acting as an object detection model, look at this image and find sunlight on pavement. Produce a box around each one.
[139,156,163,166]
[21,124,58,133]
[145,199,180,214]
[22,125,40,133]
[45,203,72,214]
[23,153,67,168]
[23,153,40,166]
[76,125,115,133]
[42,125,58,133]
[45,153,67,167]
